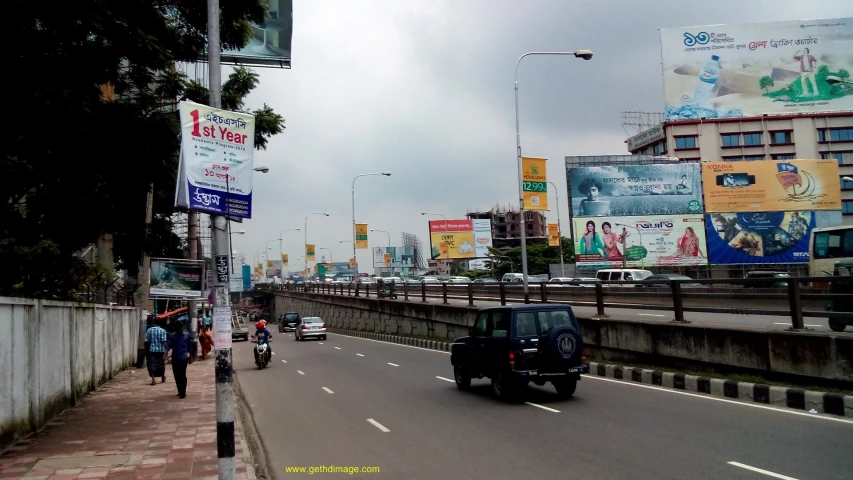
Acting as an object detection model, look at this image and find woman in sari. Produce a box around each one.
[199,325,213,360]
[676,226,705,258]
[580,220,605,256]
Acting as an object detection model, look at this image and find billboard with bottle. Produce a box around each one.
[660,18,853,121]
[573,215,708,268]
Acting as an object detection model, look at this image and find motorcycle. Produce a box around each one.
[253,339,270,369]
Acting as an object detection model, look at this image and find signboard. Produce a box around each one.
[349,257,356,269]
[471,219,494,257]
[306,244,315,261]
[149,259,205,298]
[242,264,251,291]
[217,0,293,68]
[266,259,273,267]
[660,18,853,121]
[428,220,476,259]
[573,215,709,267]
[212,306,232,350]
[266,260,282,278]
[521,157,548,210]
[570,163,703,217]
[384,253,391,267]
[215,255,229,283]
[372,247,386,267]
[548,223,560,246]
[229,276,243,292]
[386,247,415,268]
[355,224,369,249]
[627,124,665,151]
[706,211,815,264]
[281,254,289,267]
[175,101,256,218]
[701,159,841,212]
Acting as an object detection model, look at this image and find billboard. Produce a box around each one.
[174,101,256,218]
[266,260,282,278]
[660,18,853,121]
[521,157,548,210]
[149,259,205,298]
[706,211,815,264]
[371,247,416,268]
[372,247,386,267]
[471,219,494,257]
[355,224,369,249]
[570,163,703,217]
[548,224,560,246]
[573,215,709,268]
[220,0,293,68]
[701,159,841,212]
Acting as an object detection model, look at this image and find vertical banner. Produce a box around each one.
[281,254,289,267]
[306,244,315,261]
[242,264,251,291]
[212,306,232,350]
[266,259,273,267]
[548,223,561,246]
[384,253,392,267]
[522,157,548,211]
[355,223,369,249]
[349,257,356,268]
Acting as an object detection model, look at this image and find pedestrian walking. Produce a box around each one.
[199,324,213,360]
[144,317,168,385]
[164,321,193,399]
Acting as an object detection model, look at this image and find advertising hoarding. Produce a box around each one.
[660,18,853,121]
[266,260,282,278]
[220,0,293,68]
[371,247,416,268]
[372,247,386,267]
[627,124,665,151]
[174,101,256,218]
[149,259,205,298]
[701,159,841,212]
[573,215,709,268]
[429,220,475,259]
[706,211,815,264]
[242,264,251,290]
[471,219,494,257]
[548,224,560,246]
[570,163,703,217]
[521,157,548,210]
[355,223,369,248]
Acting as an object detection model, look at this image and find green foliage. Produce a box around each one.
[483,238,574,279]
[3,0,280,299]
[759,75,774,92]
[763,65,851,102]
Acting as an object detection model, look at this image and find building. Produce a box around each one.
[626,116,853,226]
[467,206,548,240]
[426,259,451,276]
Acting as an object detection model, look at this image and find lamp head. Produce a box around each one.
[382,171,392,176]
[575,49,593,60]
[254,166,270,173]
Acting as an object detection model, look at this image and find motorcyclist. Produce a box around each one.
[251,319,273,363]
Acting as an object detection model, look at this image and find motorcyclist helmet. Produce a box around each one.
[256,320,266,329]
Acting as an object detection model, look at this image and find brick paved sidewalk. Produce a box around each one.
[0,358,256,480]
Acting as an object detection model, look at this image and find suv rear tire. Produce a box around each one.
[553,377,577,400]
[454,366,471,390]
[491,372,520,402]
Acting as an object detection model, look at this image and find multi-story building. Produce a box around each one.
[467,207,548,241]
[626,113,853,225]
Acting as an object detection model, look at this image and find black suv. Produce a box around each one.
[450,304,588,401]
[279,312,301,332]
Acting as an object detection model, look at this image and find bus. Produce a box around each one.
[809,225,853,286]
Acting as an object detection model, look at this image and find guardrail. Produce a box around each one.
[267,276,853,331]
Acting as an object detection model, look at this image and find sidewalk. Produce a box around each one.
[0,357,256,480]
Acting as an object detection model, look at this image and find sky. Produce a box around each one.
[229,0,853,274]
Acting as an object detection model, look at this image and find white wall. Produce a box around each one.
[0,298,141,449]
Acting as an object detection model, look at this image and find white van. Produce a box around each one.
[501,273,524,283]
[595,269,653,284]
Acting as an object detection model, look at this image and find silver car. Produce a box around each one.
[294,316,327,341]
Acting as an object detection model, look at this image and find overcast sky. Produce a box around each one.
[229,0,853,272]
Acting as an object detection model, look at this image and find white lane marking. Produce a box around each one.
[356,353,365,357]
[272,351,276,355]
[322,387,334,394]
[524,402,561,413]
[584,375,853,425]
[727,462,799,480]
[297,370,305,375]
[281,360,287,363]
[319,342,324,344]
[436,376,454,383]
[773,322,822,327]
[327,332,450,355]
[387,362,400,367]
[334,346,341,350]
[638,314,665,317]
[366,418,390,433]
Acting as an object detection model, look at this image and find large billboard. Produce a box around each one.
[371,247,416,268]
[706,211,815,264]
[220,0,293,68]
[570,163,703,217]
[661,18,853,120]
[149,259,205,298]
[573,215,709,268]
[701,159,841,212]
[175,101,256,218]
[429,219,493,259]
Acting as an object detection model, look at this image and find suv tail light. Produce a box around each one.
[508,351,516,370]
[301,325,307,330]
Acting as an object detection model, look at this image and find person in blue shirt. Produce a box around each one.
[252,319,273,362]
[164,321,193,399]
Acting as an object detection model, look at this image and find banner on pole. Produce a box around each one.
[355,224,369,249]
[522,157,548,211]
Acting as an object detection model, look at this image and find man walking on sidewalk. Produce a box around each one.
[145,318,168,385]
[164,322,193,399]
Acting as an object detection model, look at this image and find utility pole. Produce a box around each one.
[188,212,199,337]
[548,181,565,278]
[136,182,155,368]
[207,0,235,478]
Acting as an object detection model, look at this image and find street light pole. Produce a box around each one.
[514,50,592,303]
[278,228,300,274]
[304,212,330,277]
[351,172,392,276]
[370,229,391,246]
[548,181,565,277]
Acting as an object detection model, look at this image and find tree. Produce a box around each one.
[3,0,283,299]
[759,76,775,93]
[484,238,573,279]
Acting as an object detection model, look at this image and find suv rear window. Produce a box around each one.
[284,314,299,320]
[514,312,538,337]
[537,310,573,334]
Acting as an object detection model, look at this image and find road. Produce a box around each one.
[233,330,853,480]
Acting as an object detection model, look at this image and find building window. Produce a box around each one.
[674,136,697,149]
[772,154,795,160]
[742,133,762,146]
[821,152,853,165]
[744,155,765,161]
[653,143,662,155]
[843,200,853,215]
[722,156,742,162]
[662,141,668,153]
[771,131,793,144]
[841,176,853,190]
[818,129,827,142]
[829,128,853,142]
[721,134,740,147]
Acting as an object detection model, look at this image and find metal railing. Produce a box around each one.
[280,277,853,331]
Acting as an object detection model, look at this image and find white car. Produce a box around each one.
[294,316,327,341]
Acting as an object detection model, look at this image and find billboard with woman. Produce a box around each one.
[573,215,708,268]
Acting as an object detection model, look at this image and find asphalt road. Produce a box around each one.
[233,330,853,480]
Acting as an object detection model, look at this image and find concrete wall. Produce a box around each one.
[273,292,853,385]
[0,298,140,449]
